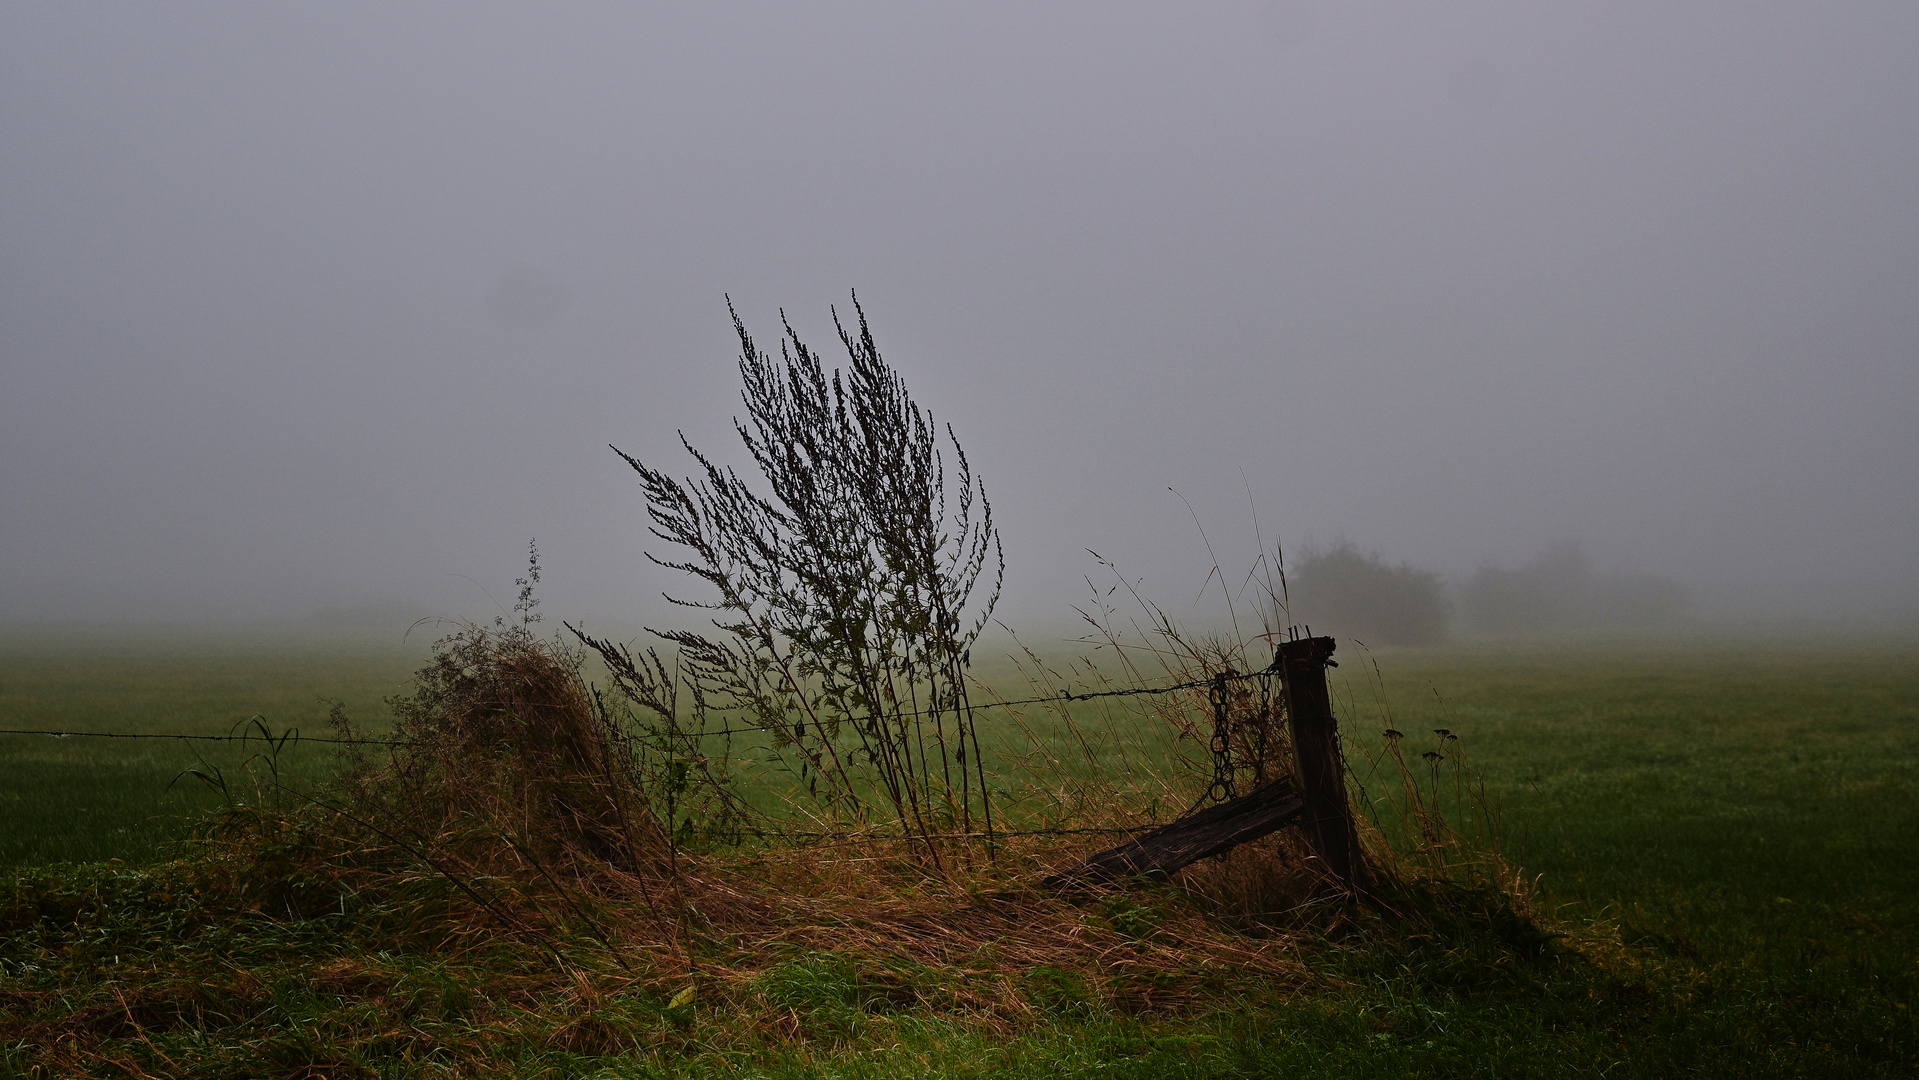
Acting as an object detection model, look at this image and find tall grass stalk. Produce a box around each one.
[574,296,1003,866]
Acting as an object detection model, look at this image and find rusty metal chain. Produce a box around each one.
[1206,671,1237,803]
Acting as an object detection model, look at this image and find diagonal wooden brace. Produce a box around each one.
[1041,777,1306,891]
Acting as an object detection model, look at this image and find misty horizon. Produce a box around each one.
[4,3,1915,629]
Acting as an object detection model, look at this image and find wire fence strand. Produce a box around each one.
[0,728,409,746]
[0,667,1303,845]
[0,667,1276,747]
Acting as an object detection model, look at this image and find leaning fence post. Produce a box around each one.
[1279,635,1369,894]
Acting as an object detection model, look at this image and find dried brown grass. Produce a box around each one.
[237,621,1507,977]
[334,621,669,877]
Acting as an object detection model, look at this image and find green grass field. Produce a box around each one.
[1348,629,1919,1073]
[0,624,429,866]
[1,623,1914,1076]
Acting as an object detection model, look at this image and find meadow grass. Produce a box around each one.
[1347,627,1918,920]
[1,623,1914,1076]
[1335,626,1919,1072]
[0,623,426,865]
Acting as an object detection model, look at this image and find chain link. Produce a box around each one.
[1205,671,1237,803]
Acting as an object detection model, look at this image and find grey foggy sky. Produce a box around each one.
[3,2,1916,627]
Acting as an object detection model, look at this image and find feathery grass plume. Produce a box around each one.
[575,295,1004,867]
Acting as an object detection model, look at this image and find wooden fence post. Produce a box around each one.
[1279,636,1369,894]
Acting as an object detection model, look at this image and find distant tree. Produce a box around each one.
[1461,540,1687,635]
[1461,539,1592,635]
[1591,570,1688,627]
[1290,540,1448,646]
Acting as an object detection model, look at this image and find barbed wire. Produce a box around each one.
[0,667,1276,747]
[651,668,1273,739]
[0,726,1180,841]
[0,728,409,746]
[0,663,1338,849]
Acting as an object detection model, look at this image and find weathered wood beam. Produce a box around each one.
[1041,777,1305,891]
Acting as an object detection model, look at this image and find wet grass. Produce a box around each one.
[1338,627,1919,1074]
[0,624,425,865]
[1,623,1914,1076]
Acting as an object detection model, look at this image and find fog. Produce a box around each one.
[4,2,1915,631]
